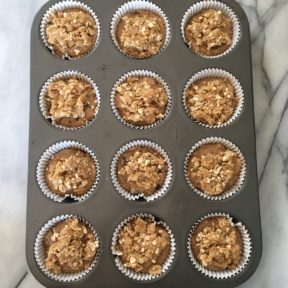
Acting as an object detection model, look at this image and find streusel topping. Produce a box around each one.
[115,76,168,126]
[116,10,166,58]
[115,217,170,275]
[117,146,168,196]
[45,148,96,196]
[185,77,238,126]
[45,77,97,128]
[44,218,99,273]
[187,143,242,195]
[191,216,243,270]
[46,9,98,58]
[184,9,233,56]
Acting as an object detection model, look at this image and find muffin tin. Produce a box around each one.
[27,0,262,287]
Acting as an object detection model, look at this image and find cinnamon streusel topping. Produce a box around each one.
[45,77,97,128]
[116,10,166,58]
[115,76,168,126]
[45,9,98,58]
[115,216,170,275]
[185,77,238,126]
[184,9,233,56]
[191,216,243,271]
[44,218,99,273]
[187,143,242,195]
[45,148,96,196]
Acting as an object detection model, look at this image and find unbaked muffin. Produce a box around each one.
[185,77,238,126]
[187,143,242,195]
[45,8,98,58]
[191,216,243,271]
[184,9,233,56]
[114,216,170,275]
[44,218,99,273]
[45,148,97,196]
[116,9,166,58]
[114,76,168,127]
[117,146,168,197]
[44,76,98,128]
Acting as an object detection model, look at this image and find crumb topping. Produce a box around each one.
[115,76,168,126]
[44,218,99,274]
[185,77,238,126]
[115,217,170,275]
[184,9,233,56]
[117,146,168,196]
[188,143,242,195]
[191,216,243,270]
[45,77,97,128]
[116,10,166,58]
[45,9,97,58]
[45,148,96,196]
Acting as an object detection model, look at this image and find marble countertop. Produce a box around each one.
[1,0,287,287]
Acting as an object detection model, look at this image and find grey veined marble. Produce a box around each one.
[0,0,288,287]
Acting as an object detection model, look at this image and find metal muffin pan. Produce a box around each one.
[27,0,262,287]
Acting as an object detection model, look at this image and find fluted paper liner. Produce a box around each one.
[111,140,173,202]
[111,213,176,281]
[40,0,101,60]
[111,70,172,129]
[183,68,244,128]
[181,1,241,58]
[184,137,246,200]
[34,214,101,282]
[39,71,101,130]
[37,141,100,202]
[111,0,171,59]
[187,212,252,279]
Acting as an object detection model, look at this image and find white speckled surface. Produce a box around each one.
[0,0,288,287]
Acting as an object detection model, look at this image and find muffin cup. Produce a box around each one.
[183,68,244,128]
[40,1,101,60]
[181,0,241,58]
[187,212,252,279]
[34,214,101,282]
[184,137,246,200]
[111,70,172,129]
[39,71,101,130]
[111,213,176,281]
[111,140,173,202]
[110,0,171,59]
[36,141,100,202]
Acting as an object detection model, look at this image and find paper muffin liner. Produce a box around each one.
[110,0,171,59]
[183,68,244,128]
[187,212,252,279]
[184,137,246,200]
[34,214,101,282]
[181,1,241,58]
[111,140,173,202]
[111,213,176,281]
[37,141,100,202]
[39,71,101,131]
[40,1,101,60]
[111,70,172,129]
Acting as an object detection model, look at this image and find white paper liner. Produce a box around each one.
[34,214,101,282]
[39,71,101,130]
[183,68,244,128]
[181,1,241,58]
[111,213,176,281]
[187,212,252,279]
[40,1,101,60]
[111,70,172,129]
[111,140,173,202]
[36,141,100,202]
[110,0,171,59]
[184,137,246,200]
